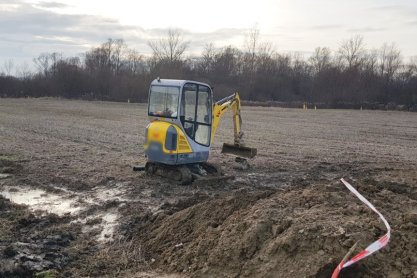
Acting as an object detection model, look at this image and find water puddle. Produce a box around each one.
[98,212,119,242]
[1,186,82,216]
[0,173,12,179]
[71,211,120,242]
[86,185,128,204]
[1,184,128,243]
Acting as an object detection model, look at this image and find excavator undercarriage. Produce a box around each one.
[143,161,234,185]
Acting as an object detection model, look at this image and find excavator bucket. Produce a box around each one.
[221,143,257,158]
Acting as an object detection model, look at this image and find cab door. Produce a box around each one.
[180,83,212,147]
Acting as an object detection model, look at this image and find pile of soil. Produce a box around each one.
[127,178,416,277]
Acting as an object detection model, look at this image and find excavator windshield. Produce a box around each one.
[148,85,179,118]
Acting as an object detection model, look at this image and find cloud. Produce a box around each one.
[4,0,414,65]
[405,20,417,25]
[0,1,147,67]
[369,4,404,11]
[0,1,247,63]
[186,28,246,48]
[35,1,68,8]
[0,2,141,41]
[310,24,343,30]
[347,27,386,33]
[368,3,417,21]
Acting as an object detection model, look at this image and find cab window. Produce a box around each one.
[181,84,197,138]
[180,83,211,146]
[197,86,211,124]
[148,85,179,118]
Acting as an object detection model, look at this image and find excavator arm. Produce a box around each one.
[211,92,243,145]
[211,92,257,158]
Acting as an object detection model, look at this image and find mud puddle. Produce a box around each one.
[0,173,12,179]
[1,186,82,216]
[0,184,129,243]
[71,211,120,242]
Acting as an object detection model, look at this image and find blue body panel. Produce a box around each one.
[177,151,209,164]
[146,142,177,165]
[146,142,210,165]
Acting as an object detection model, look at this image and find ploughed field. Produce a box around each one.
[0,98,416,277]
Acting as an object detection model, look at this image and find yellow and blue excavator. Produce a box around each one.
[139,78,257,184]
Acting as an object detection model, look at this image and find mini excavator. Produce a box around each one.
[137,78,257,184]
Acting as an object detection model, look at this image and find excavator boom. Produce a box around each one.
[212,93,257,158]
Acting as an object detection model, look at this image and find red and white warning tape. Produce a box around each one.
[331,178,391,278]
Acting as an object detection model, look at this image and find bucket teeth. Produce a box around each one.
[221,143,257,158]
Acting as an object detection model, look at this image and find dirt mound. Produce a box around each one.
[132,180,416,277]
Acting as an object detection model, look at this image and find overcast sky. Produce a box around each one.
[1,0,417,73]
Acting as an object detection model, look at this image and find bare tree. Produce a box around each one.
[67,56,81,67]
[200,43,216,74]
[243,27,274,77]
[408,56,417,77]
[111,39,127,75]
[49,52,63,76]
[399,56,417,83]
[309,47,331,73]
[213,46,242,79]
[97,38,127,75]
[2,59,14,76]
[85,47,107,74]
[148,29,189,64]
[16,61,32,79]
[363,49,379,73]
[257,41,273,58]
[244,26,260,71]
[338,35,366,69]
[101,39,114,67]
[379,43,402,80]
[33,53,51,76]
[126,49,144,75]
[84,38,127,76]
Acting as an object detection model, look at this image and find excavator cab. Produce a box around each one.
[145,79,213,165]
[143,78,257,184]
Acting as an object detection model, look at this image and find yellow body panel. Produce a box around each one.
[176,129,193,153]
[144,120,193,154]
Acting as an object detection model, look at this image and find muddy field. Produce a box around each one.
[0,98,416,277]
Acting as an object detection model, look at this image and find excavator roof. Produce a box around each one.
[151,78,211,88]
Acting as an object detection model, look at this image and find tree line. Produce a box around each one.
[1,29,416,110]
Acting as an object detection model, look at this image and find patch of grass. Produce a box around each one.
[35,269,59,278]
[0,154,19,162]
[0,153,22,171]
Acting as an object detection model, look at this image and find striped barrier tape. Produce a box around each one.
[331,178,391,278]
